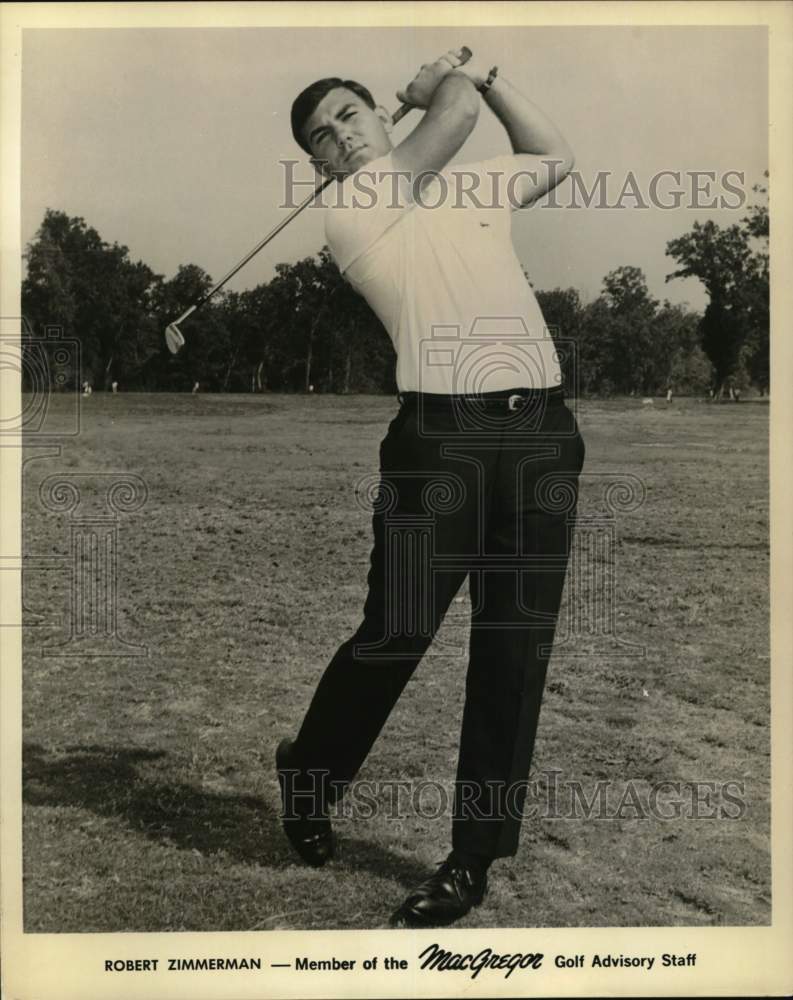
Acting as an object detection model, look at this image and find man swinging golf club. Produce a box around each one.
[277,46,585,928]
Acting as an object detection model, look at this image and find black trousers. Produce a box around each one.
[292,387,585,859]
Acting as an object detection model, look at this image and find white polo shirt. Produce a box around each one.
[324,153,562,394]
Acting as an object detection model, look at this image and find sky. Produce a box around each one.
[21,25,768,311]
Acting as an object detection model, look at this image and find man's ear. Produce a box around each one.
[375,105,393,134]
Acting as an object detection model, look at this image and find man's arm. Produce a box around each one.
[479,73,575,207]
[389,48,573,205]
[391,51,480,181]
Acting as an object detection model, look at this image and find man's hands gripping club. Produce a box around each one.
[391,46,491,182]
[396,46,487,108]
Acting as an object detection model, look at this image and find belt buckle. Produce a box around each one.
[507,394,525,412]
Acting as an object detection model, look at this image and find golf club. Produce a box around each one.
[164,47,472,354]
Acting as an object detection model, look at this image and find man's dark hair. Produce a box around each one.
[291,78,376,154]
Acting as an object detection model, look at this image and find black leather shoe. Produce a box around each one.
[275,738,334,867]
[390,857,488,927]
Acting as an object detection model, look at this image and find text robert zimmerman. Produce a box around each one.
[104,958,262,972]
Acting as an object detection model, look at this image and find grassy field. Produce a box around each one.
[21,392,770,931]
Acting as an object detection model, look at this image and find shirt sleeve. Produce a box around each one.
[323,153,415,273]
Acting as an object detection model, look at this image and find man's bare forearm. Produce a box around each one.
[482,75,574,168]
[394,71,479,178]
[427,71,480,126]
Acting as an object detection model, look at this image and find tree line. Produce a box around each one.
[21,182,768,396]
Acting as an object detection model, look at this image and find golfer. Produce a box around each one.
[277,47,585,928]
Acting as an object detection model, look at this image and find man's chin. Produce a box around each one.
[346,148,381,172]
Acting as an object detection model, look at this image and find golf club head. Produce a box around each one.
[165,322,185,354]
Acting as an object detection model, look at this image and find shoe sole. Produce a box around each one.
[389,893,485,929]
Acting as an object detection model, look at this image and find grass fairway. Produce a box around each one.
[21,392,770,931]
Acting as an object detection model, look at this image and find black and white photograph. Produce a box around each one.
[1,2,792,998]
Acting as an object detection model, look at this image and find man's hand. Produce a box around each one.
[447,52,493,92]
[396,47,474,109]
[391,45,480,182]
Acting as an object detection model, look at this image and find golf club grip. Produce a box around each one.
[392,103,412,125]
[392,45,472,124]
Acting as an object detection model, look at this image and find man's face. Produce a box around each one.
[303,87,393,179]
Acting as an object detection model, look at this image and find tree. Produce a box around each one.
[266,250,341,392]
[571,297,615,395]
[534,287,582,392]
[539,269,704,397]
[603,265,658,320]
[263,247,394,394]
[738,179,769,393]
[601,266,661,394]
[651,301,709,394]
[229,284,286,392]
[665,178,768,394]
[568,266,664,395]
[742,176,769,240]
[150,264,231,391]
[23,210,160,389]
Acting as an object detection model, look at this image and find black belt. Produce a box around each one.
[397,385,565,411]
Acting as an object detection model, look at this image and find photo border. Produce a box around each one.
[2,2,791,998]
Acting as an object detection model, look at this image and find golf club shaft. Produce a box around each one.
[168,44,472,342]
